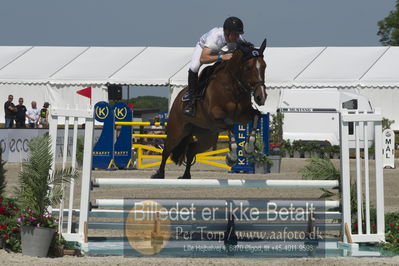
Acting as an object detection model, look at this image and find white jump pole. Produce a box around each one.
[94,178,339,189]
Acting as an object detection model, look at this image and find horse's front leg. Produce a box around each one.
[243,113,260,155]
[226,130,238,166]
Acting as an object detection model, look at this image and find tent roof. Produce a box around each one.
[0,45,397,88]
[50,47,146,84]
[294,47,389,87]
[109,47,193,86]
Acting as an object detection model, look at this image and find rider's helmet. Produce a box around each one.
[223,17,244,34]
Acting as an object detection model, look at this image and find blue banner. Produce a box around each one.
[92,101,115,169]
[114,102,134,168]
[231,114,269,173]
[158,111,168,124]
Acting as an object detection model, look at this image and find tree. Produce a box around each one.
[377,1,399,46]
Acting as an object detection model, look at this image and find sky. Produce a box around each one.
[0,0,396,97]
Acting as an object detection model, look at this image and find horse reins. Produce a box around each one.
[227,66,264,95]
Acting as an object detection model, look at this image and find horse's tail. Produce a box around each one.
[170,135,191,165]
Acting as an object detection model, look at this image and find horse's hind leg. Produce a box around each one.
[178,132,218,179]
[151,125,190,179]
[151,144,173,179]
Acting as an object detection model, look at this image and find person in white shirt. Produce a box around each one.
[26,101,40,128]
[183,16,245,117]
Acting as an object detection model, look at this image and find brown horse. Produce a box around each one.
[151,40,268,179]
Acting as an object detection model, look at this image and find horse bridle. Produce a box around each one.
[228,63,265,95]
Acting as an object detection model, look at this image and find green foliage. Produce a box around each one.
[321,145,333,156]
[249,133,273,166]
[300,157,340,181]
[0,151,6,197]
[380,212,399,254]
[269,112,284,144]
[382,117,395,130]
[15,135,78,219]
[111,96,169,111]
[1,197,72,255]
[377,1,399,46]
[0,198,21,252]
[331,145,340,154]
[300,158,340,200]
[302,142,314,153]
[292,140,304,153]
[48,232,77,257]
[18,209,58,229]
[76,136,84,167]
[281,139,292,156]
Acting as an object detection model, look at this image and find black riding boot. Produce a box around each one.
[183,70,198,117]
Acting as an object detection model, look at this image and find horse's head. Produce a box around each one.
[234,39,268,106]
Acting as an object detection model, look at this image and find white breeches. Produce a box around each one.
[189,43,203,73]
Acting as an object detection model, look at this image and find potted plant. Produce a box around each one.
[281,140,292,158]
[292,140,304,158]
[268,145,282,173]
[249,133,273,174]
[368,144,375,160]
[331,145,340,159]
[16,135,78,257]
[321,145,333,159]
[310,142,321,158]
[303,142,313,158]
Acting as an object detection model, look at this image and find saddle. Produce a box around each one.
[182,62,222,102]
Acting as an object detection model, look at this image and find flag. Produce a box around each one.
[77,87,92,99]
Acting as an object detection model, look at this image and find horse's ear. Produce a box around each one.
[259,39,267,54]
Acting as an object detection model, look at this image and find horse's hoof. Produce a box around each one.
[151,171,165,179]
[178,175,191,179]
[226,152,237,166]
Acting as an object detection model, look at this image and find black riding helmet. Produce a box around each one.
[223,17,244,34]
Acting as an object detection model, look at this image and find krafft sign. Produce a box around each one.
[382,129,395,169]
[92,101,115,169]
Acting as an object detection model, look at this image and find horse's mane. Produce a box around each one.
[209,41,256,76]
[237,41,255,51]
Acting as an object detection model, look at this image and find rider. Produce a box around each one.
[183,16,245,117]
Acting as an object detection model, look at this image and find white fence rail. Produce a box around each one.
[49,106,94,243]
[340,109,385,243]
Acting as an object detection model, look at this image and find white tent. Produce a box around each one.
[0,46,398,129]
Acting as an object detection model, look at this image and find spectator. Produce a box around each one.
[149,115,164,150]
[15,97,27,128]
[26,101,40,128]
[38,102,50,128]
[4,95,17,128]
